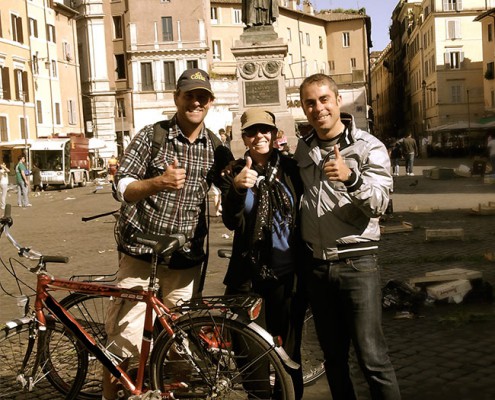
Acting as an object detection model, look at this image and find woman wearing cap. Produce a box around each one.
[217,108,305,399]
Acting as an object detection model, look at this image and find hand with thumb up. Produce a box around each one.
[323,145,352,182]
[234,156,258,190]
[159,157,186,190]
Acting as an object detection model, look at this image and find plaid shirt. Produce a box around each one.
[115,115,215,257]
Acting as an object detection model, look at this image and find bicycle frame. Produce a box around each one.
[35,269,174,397]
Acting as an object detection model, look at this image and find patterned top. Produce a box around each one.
[115,115,215,257]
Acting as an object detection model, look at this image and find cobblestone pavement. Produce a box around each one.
[0,157,494,399]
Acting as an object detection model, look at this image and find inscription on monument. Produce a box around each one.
[244,80,279,105]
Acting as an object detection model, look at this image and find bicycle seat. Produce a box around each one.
[131,233,186,257]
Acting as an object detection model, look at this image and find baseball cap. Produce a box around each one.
[240,108,277,130]
[176,68,213,94]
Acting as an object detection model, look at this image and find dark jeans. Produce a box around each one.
[405,153,415,174]
[306,255,400,400]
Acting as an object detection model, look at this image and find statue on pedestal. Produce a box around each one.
[242,0,279,27]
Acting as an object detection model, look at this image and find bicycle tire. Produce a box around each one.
[57,293,110,400]
[0,318,87,399]
[300,308,326,386]
[150,314,295,400]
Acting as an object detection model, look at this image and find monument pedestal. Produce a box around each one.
[230,27,295,158]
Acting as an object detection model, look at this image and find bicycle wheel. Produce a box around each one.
[56,293,110,400]
[300,307,325,386]
[0,318,86,399]
[150,314,295,400]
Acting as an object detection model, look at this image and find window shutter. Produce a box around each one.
[22,71,29,102]
[456,0,462,11]
[16,16,23,43]
[1,67,10,100]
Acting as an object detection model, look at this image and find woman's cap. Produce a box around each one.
[240,108,277,130]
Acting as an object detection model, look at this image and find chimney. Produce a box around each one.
[303,0,314,15]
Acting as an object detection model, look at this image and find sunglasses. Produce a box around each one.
[243,125,275,138]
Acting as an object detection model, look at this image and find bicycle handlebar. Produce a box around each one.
[131,232,186,257]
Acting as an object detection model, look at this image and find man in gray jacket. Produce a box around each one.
[294,73,400,400]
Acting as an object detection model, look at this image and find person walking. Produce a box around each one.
[0,161,10,211]
[389,140,402,176]
[487,135,495,175]
[401,133,418,176]
[218,108,305,399]
[294,73,401,400]
[15,155,31,208]
[32,163,43,196]
[103,68,231,400]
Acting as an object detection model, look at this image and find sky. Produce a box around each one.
[311,0,397,51]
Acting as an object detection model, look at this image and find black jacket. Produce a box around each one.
[218,151,304,289]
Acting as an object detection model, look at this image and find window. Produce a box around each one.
[489,24,493,42]
[211,7,219,24]
[329,60,335,71]
[450,85,462,103]
[491,90,495,108]
[343,32,350,47]
[11,14,24,43]
[0,117,7,142]
[62,42,72,62]
[51,60,57,77]
[36,100,43,124]
[444,50,463,69]
[446,20,461,40]
[113,16,123,39]
[319,36,323,49]
[115,54,126,79]
[0,66,10,100]
[68,99,76,125]
[212,40,221,61]
[351,58,356,69]
[163,61,176,90]
[486,61,494,79]
[443,0,462,11]
[117,98,126,117]
[306,33,310,46]
[55,103,61,125]
[233,9,242,24]
[141,62,153,91]
[187,60,198,69]
[14,69,28,101]
[46,24,56,43]
[29,18,38,38]
[288,53,293,64]
[287,28,291,42]
[299,31,303,43]
[161,17,173,41]
[20,116,27,139]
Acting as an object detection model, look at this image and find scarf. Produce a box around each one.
[248,151,294,280]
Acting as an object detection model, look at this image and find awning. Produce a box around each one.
[427,121,484,132]
[0,140,33,149]
[88,138,106,150]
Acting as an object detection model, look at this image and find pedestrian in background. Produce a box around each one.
[32,163,43,196]
[15,155,31,208]
[103,68,231,400]
[401,133,418,176]
[487,135,495,175]
[107,155,119,182]
[218,108,305,399]
[0,161,10,211]
[389,140,402,176]
[294,73,400,400]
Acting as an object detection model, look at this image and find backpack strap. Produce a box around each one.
[152,120,170,160]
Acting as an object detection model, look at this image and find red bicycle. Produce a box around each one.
[0,204,297,399]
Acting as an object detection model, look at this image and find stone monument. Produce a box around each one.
[230,0,295,157]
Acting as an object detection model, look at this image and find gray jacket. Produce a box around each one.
[294,113,392,261]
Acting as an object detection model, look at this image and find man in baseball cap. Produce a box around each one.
[176,68,213,95]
